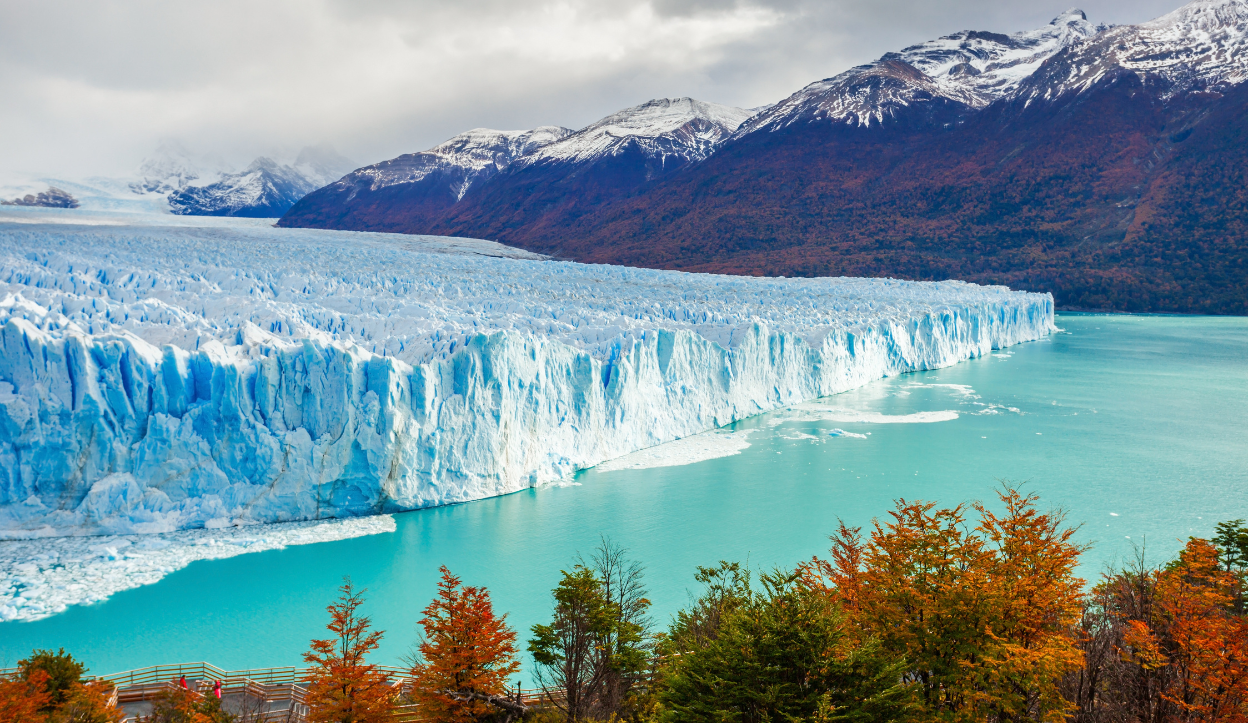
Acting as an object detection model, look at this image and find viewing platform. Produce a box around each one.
[0,662,555,722]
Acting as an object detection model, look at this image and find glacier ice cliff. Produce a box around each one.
[0,219,1054,538]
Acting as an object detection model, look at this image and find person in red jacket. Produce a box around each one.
[213,680,223,699]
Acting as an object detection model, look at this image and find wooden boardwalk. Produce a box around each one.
[1,662,562,722]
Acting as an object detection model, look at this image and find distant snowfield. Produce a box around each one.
[0,208,1052,617]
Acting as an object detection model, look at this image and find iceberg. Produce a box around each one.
[0,217,1054,539]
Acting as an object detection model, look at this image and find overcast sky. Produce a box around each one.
[0,0,1184,178]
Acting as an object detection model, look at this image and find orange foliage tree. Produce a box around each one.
[0,670,52,723]
[304,578,396,723]
[0,650,123,723]
[803,486,1086,722]
[1120,538,1248,721]
[56,680,124,723]
[408,566,523,723]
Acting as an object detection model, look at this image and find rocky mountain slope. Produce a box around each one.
[280,0,1248,314]
[736,8,1102,133]
[1,187,79,209]
[279,98,752,232]
[277,126,571,230]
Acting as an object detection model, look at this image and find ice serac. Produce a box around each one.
[0,221,1054,538]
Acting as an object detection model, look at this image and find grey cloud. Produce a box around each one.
[0,0,1193,180]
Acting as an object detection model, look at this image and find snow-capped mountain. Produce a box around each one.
[163,146,355,217]
[521,98,754,171]
[277,0,1247,314]
[334,126,571,202]
[737,9,1102,133]
[167,158,315,217]
[278,98,751,232]
[1017,0,1248,102]
[129,140,207,194]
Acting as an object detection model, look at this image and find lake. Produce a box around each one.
[2,313,1245,678]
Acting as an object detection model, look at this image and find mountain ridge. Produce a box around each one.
[279,0,1248,314]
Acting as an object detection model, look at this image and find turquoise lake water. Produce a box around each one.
[2,313,1245,677]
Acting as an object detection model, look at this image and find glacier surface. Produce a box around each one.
[0,214,1054,539]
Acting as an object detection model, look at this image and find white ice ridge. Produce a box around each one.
[0,515,395,622]
[0,219,1054,538]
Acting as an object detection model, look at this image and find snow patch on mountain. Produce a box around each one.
[0,217,1053,539]
[522,97,754,169]
[1017,0,1248,101]
[738,9,1103,132]
[165,146,356,217]
[339,126,572,201]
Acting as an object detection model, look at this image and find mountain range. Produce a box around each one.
[279,0,1248,314]
[131,142,356,217]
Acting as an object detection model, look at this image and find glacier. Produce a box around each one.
[0,212,1054,540]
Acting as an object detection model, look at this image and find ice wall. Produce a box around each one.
[0,221,1054,538]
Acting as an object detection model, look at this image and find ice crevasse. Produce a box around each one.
[0,221,1054,538]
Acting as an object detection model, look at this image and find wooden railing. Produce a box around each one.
[2,662,565,722]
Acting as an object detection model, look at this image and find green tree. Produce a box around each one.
[529,566,617,722]
[1214,519,1248,613]
[661,569,913,723]
[663,561,751,655]
[1214,520,1248,571]
[18,649,86,714]
[582,537,653,716]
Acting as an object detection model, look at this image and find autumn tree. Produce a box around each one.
[3,648,123,723]
[19,649,85,715]
[1145,538,1248,720]
[407,566,523,723]
[805,485,1086,722]
[140,686,233,723]
[54,681,126,723]
[0,670,52,723]
[304,578,396,723]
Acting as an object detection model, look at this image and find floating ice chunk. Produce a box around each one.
[827,428,869,439]
[595,430,754,472]
[0,515,395,622]
[770,405,960,426]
